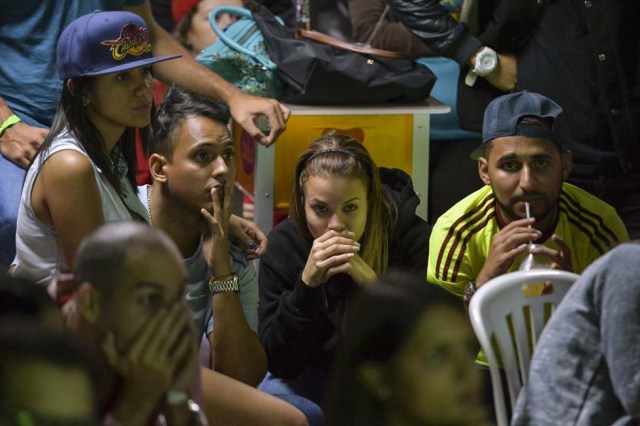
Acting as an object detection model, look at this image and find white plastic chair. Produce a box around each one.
[468,269,580,426]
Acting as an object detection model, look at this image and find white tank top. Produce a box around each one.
[12,130,149,285]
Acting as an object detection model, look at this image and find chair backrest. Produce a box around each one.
[468,269,580,426]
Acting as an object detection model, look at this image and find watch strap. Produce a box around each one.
[463,281,477,307]
[208,273,239,294]
[465,69,479,87]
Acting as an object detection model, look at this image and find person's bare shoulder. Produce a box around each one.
[40,149,95,187]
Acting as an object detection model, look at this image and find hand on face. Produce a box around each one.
[476,217,541,287]
[302,230,361,288]
[101,302,197,400]
[201,185,232,275]
[170,318,200,394]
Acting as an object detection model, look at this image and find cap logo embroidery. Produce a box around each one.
[101,23,152,61]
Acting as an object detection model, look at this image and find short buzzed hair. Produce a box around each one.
[149,86,231,159]
[74,222,180,297]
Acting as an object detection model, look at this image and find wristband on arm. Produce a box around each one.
[0,114,21,137]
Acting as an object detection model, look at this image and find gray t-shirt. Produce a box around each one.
[137,185,258,338]
[513,243,640,425]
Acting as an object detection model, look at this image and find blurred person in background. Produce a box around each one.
[0,319,100,426]
[172,0,243,56]
[326,269,489,426]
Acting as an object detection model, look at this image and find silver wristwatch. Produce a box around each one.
[465,46,498,86]
[208,274,239,294]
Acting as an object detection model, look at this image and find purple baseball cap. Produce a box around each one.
[470,91,564,160]
[57,10,181,80]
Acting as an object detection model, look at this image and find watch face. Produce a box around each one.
[480,54,497,69]
[476,48,498,75]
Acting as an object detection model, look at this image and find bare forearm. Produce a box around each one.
[0,96,15,122]
[124,3,239,104]
[209,293,267,386]
[200,368,308,426]
[0,94,49,167]
[151,41,239,104]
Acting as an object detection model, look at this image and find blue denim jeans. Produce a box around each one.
[0,154,25,269]
[259,369,327,426]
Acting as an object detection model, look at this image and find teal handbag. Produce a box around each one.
[196,6,283,99]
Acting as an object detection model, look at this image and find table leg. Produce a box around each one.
[412,113,430,221]
[254,143,276,235]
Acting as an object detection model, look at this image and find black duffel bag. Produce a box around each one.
[250,1,436,105]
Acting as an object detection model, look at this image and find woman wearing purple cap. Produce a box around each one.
[10,11,179,286]
[12,10,265,284]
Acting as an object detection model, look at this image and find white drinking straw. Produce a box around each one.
[525,201,532,244]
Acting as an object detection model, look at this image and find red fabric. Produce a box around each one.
[273,209,288,226]
[153,79,170,105]
[47,273,75,308]
[172,0,201,24]
[135,129,152,186]
[136,80,170,186]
